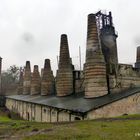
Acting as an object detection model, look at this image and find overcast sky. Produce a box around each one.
[0,0,140,75]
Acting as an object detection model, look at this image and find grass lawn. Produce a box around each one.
[0,111,140,140]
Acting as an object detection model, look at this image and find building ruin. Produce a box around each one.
[5,11,140,122]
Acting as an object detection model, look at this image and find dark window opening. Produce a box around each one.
[123,113,128,116]
[27,112,29,121]
[75,117,81,120]
[52,111,56,115]
[73,71,81,80]
[44,108,46,113]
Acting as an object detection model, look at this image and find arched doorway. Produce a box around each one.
[74,117,81,120]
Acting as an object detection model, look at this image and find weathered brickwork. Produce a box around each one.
[5,11,140,122]
[31,65,41,95]
[56,34,73,96]
[41,59,54,95]
[6,98,82,122]
[23,61,31,95]
[84,14,108,98]
[6,91,140,122]
[17,70,23,94]
[109,64,140,94]
[73,71,84,93]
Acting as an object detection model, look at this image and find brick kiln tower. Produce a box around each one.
[31,65,41,95]
[23,61,31,95]
[41,59,54,95]
[56,34,73,96]
[84,14,108,98]
[17,68,23,94]
[135,46,140,68]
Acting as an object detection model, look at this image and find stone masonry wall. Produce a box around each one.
[109,64,140,94]
[6,98,82,122]
[87,92,140,119]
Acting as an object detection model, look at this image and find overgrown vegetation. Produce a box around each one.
[1,65,23,95]
[0,108,140,140]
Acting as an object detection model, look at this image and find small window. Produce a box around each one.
[74,71,81,80]
[52,111,56,115]
[43,108,46,113]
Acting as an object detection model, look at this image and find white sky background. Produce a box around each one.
[0,0,140,75]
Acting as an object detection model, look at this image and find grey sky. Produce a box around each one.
[0,0,140,75]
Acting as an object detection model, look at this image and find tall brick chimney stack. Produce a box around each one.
[0,57,2,95]
[41,59,54,95]
[31,65,41,95]
[84,14,108,98]
[17,69,23,94]
[135,46,140,68]
[23,61,31,95]
[56,34,73,96]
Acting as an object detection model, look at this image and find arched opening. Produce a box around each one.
[123,113,128,116]
[75,117,81,120]
[27,112,29,121]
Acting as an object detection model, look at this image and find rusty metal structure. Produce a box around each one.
[96,11,118,73]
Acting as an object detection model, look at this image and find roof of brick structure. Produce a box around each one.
[6,87,140,114]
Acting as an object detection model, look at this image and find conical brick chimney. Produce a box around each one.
[56,34,73,96]
[31,65,41,95]
[23,61,31,95]
[84,14,108,98]
[17,68,23,94]
[41,59,54,95]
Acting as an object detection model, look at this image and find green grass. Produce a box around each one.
[0,116,11,122]
[116,114,140,119]
[0,114,140,140]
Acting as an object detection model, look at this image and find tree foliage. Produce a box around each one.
[1,65,23,95]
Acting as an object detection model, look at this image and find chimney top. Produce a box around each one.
[44,59,50,69]
[25,61,31,69]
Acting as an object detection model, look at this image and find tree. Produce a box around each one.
[8,65,20,82]
[1,65,23,95]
